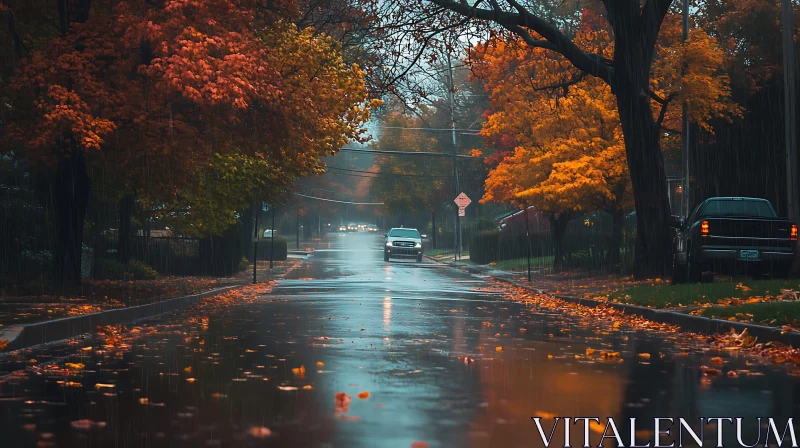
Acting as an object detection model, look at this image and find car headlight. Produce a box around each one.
[386,241,392,246]
[414,242,421,247]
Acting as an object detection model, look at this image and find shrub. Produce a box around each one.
[238,257,250,272]
[473,217,498,232]
[94,259,127,280]
[94,259,159,280]
[127,259,159,280]
[470,230,500,264]
[255,237,288,261]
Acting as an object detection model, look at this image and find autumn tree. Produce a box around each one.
[2,0,376,287]
[370,108,450,229]
[474,7,739,271]
[358,0,742,277]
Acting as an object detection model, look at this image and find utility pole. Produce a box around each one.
[253,201,261,284]
[782,0,799,230]
[447,52,462,261]
[296,208,300,249]
[524,204,531,282]
[681,0,690,219]
[269,204,275,270]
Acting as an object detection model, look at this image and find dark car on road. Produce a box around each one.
[670,197,797,283]
[384,228,423,262]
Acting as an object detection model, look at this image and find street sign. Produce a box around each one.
[454,192,471,208]
[458,207,466,217]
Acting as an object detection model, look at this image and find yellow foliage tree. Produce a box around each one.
[473,9,740,271]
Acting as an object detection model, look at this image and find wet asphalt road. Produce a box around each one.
[1,232,800,448]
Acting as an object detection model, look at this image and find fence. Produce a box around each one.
[92,235,203,277]
[464,211,638,274]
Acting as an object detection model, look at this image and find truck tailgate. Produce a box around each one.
[704,218,795,249]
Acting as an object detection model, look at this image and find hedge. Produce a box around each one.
[254,237,288,261]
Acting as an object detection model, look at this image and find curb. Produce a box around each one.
[0,285,242,352]
[425,255,800,346]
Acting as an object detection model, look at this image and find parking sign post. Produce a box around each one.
[454,193,471,260]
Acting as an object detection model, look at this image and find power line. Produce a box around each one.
[293,193,383,205]
[376,126,477,131]
[323,166,484,181]
[338,147,478,159]
[326,166,449,178]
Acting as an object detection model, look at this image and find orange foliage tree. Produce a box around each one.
[473,8,739,271]
[360,0,747,277]
[2,0,375,286]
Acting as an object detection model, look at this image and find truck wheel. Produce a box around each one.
[687,252,702,283]
[671,255,688,285]
[384,253,390,262]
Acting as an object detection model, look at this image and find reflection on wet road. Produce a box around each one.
[1,233,799,447]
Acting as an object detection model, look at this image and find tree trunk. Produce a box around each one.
[431,210,437,249]
[242,201,256,261]
[58,0,93,35]
[53,149,90,290]
[118,194,134,264]
[613,26,673,279]
[608,209,625,271]
[550,214,569,273]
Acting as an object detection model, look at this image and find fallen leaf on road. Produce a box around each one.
[247,426,272,438]
[70,420,106,430]
[335,392,352,413]
[357,391,370,399]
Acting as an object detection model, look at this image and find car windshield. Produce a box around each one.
[389,229,420,238]
[699,199,776,218]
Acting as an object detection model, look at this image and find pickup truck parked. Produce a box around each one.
[670,197,797,283]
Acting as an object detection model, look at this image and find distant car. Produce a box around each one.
[367,224,378,232]
[358,223,367,231]
[384,227,423,262]
[337,225,347,232]
[263,229,276,238]
[347,223,358,232]
[671,197,797,283]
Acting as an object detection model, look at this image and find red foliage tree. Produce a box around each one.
[2,0,374,287]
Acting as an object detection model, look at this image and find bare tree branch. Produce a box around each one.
[653,91,677,130]
[427,0,614,84]
[533,72,586,94]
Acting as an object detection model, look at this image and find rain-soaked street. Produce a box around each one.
[2,233,800,448]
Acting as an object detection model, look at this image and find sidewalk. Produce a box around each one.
[0,258,303,352]
[428,256,800,347]
[0,259,301,328]
[429,257,645,297]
